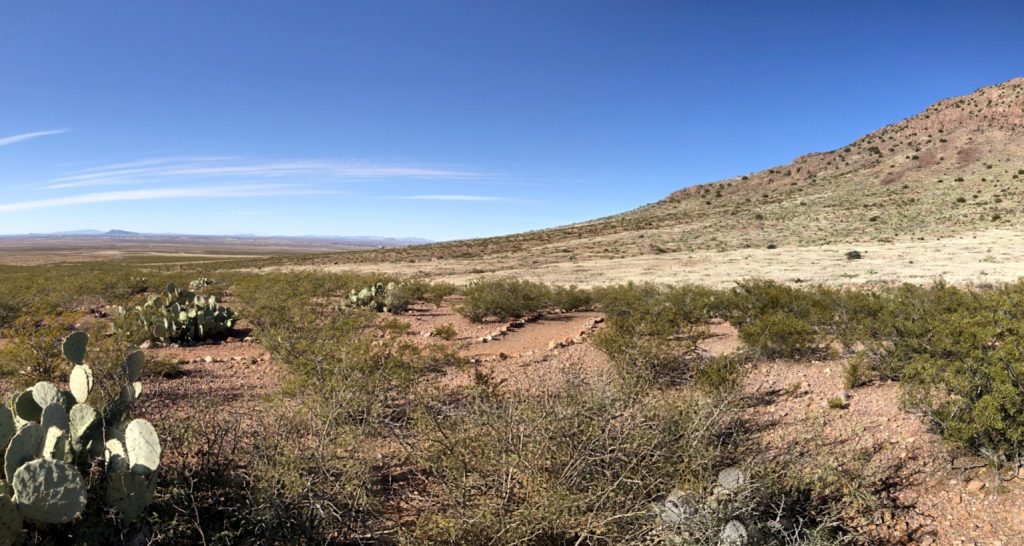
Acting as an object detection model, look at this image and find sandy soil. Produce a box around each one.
[286,228,1024,288]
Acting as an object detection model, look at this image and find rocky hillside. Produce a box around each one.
[305,77,1024,268]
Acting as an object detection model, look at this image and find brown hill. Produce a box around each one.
[296,78,1024,284]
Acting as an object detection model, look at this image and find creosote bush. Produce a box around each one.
[457,277,552,322]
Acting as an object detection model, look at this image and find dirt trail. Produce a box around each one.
[130,305,1024,545]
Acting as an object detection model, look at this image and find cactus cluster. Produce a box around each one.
[347,282,409,313]
[117,282,236,343]
[657,467,749,545]
[187,277,215,292]
[0,332,160,543]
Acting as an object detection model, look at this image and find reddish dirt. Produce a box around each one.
[744,353,1024,545]
[117,307,1024,545]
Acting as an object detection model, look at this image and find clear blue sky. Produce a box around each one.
[1,1,1021,240]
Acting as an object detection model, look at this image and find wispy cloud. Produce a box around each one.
[397,194,508,202]
[43,157,482,189]
[0,129,68,148]
[0,185,329,213]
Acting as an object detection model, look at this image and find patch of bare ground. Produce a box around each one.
[139,341,279,422]
[396,301,610,391]
[746,358,1024,545]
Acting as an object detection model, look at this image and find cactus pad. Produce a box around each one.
[42,427,67,461]
[717,467,745,492]
[12,459,87,524]
[105,470,157,520]
[123,350,144,382]
[61,332,89,366]
[125,419,160,474]
[5,424,44,482]
[104,438,128,474]
[0,407,15,454]
[30,382,62,410]
[40,404,69,435]
[13,391,41,423]
[69,364,94,404]
[720,520,747,546]
[0,493,22,546]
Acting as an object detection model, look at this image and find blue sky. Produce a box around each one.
[1,1,1022,240]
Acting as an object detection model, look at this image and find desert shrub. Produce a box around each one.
[399,278,459,305]
[725,280,835,359]
[693,353,748,395]
[151,398,379,544]
[739,310,817,359]
[257,303,458,427]
[431,323,458,341]
[548,284,593,311]
[844,355,869,389]
[0,309,79,384]
[0,299,18,329]
[457,277,551,322]
[100,274,150,302]
[592,283,710,385]
[410,372,745,544]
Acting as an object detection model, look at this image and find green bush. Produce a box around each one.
[457,277,551,322]
[410,373,743,544]
[549,284,593,311]
[592,283,712,385]
[738,309,817,359]
[431,323,458,341]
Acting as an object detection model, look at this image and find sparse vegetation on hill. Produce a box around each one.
[278,78,1024,279]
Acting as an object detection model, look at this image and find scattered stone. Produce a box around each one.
[966,479,986,493]
[547,340,562,350]
[139,340,153,350]
[203,356,214,364]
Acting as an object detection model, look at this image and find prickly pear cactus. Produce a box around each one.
[116,282,237,343]
[12,459,86,524]
[347,281,410,313]
[0,493,22,546]
[0,331,163,534]
[720,519,747,546]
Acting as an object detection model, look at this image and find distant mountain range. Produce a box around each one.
[0,230,431,247]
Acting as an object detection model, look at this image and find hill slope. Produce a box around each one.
[297,78,1024,283]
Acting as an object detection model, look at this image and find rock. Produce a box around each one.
[139,340,153,350]
[203,356,214,364]
[547,340,562,350]
[497,352,509,360]
[422,331,433,338]
[242,337,253,343]
[966,479,986,493]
